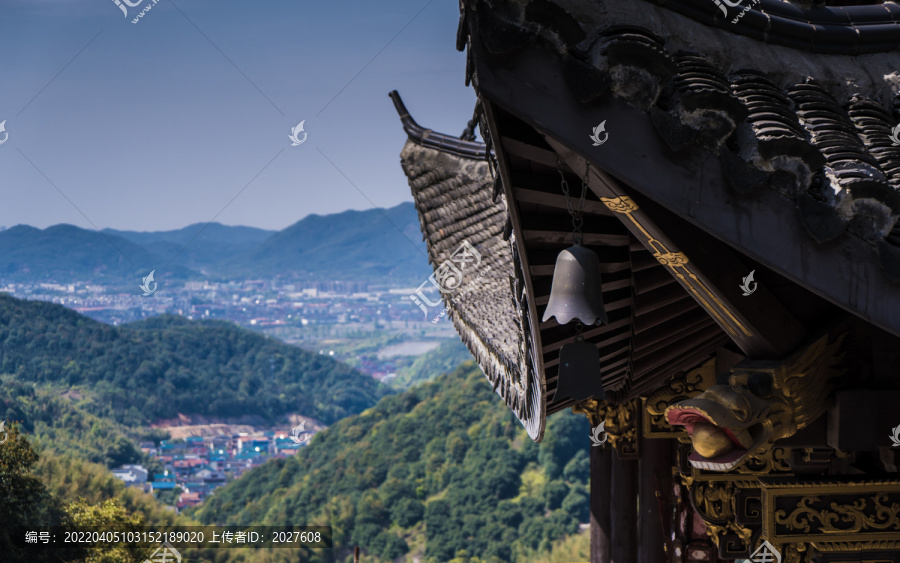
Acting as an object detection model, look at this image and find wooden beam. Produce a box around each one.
[501,135,559,168]
[632,252,660,272]
[603,364,630,381]
[549,138,809,359]
[632,325,725,376]
[630,338,727,396]
[531,261,630,277]
[633,284,694,317]
[519,212,628,238]
[542,329,632,369]
[522,229,630,247]
[631,307,715,348]
[541,316,632,353]
[600,354,630,374]
[632,297,699,335]
[633,266,679,295]
[535,276,633,305]
[513,187,615,216]
[632,317,720,361]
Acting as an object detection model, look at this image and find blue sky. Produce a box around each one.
[0,0,477,231]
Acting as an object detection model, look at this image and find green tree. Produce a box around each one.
[562,487,590,523]
[563,449,590,483]
[380,533,409,559]
[0,424,65,562]
[543,480,569,510]
[63,498,146,563]
[390,498,424,527]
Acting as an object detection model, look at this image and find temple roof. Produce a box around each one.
[620,0,900,54]
[393,0,900,440]
[392,91,546,439]
[460,0,900,336]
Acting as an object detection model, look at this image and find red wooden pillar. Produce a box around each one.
[611,455,639,562]
[638,438,672,563]
[591,445,612,562]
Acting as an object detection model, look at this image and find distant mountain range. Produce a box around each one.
[0,202,430,285]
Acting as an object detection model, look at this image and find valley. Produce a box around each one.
[0,204,589,562]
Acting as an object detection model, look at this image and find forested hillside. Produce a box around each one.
[193,363,591,563]
[0,424,249,563]
[388,339,472,390]
[0,295,391,426]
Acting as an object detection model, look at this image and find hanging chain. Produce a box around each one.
[556,157,590,245]
[574,321,584,342]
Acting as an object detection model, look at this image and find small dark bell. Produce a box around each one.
[543,244,609,325]
[553,339,605,403]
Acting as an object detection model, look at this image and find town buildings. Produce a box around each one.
[114,431,308,511]
[0,278,454,377]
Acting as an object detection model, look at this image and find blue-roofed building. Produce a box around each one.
[237,437,270,454]
[183,482,210,494]
[275,438,302,455]
[150,481,177,491]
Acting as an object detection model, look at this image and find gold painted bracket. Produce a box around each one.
[573,398,640,459]
[598,194,753,343]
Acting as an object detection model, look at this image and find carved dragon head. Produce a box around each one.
[664,334,845,471]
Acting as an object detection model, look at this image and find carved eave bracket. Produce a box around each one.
[573,398,640,459]
[643,358,717,441]
[665,333,847,473]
